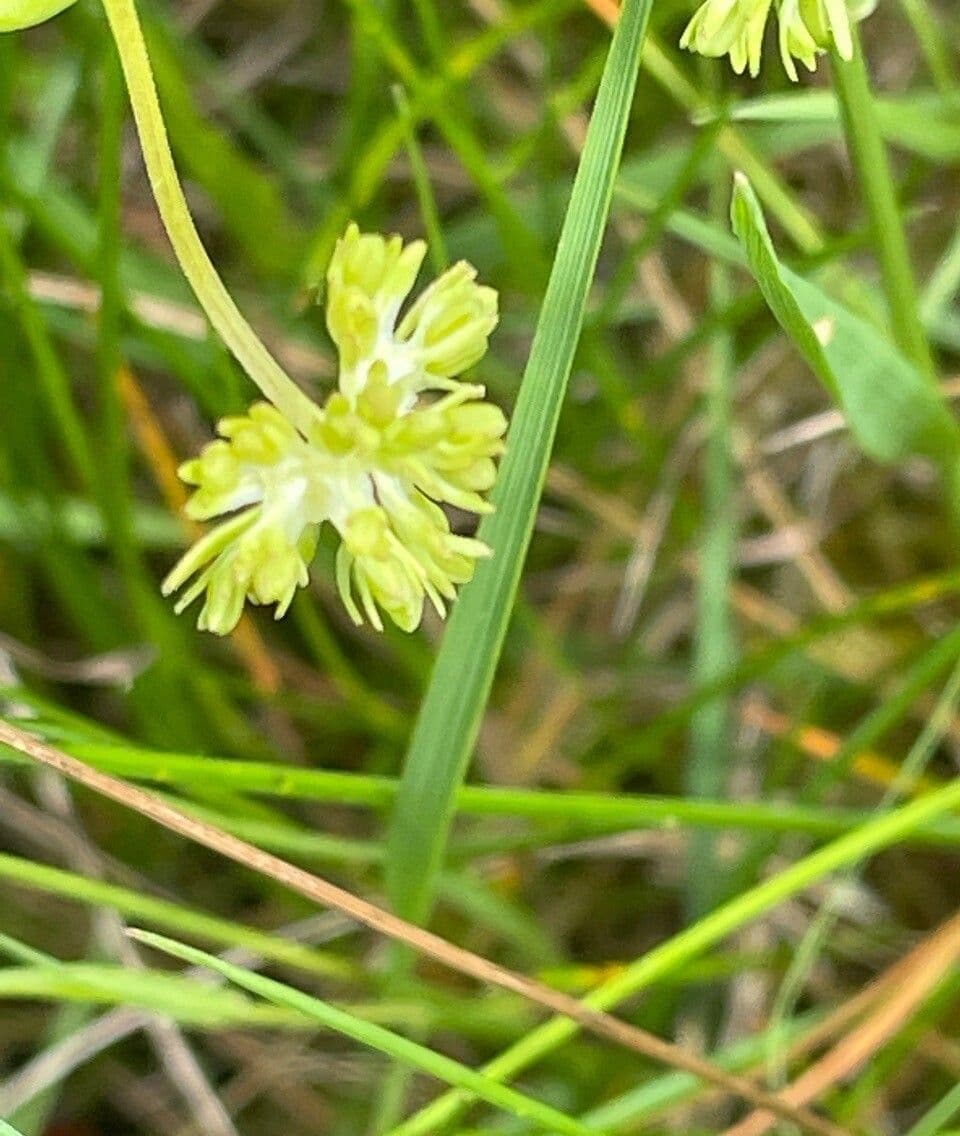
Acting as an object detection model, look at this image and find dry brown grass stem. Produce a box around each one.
[721,910,960,1136]
[0,716,851,1136]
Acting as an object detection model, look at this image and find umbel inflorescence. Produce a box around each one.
[162,226,505,635]
[680,0,875,79]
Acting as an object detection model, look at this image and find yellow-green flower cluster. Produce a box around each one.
[680,0,873,79]
[163,225,505,635]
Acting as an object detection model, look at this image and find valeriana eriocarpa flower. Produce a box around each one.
[680,0,873,78]
[680,0,773,77]
[163,227,505,636]
[776,0,857,78]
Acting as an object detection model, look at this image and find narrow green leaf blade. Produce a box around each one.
[385,0,655,927]
[0,963,297,1027]
[730,174,960,465]
[132,930,595,1136]
[0,852,349,980]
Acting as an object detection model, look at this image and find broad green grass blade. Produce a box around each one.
[730,175,960,467]
[132,930,596,1136]
[0,1120,27,1136]
[385,0,655,927]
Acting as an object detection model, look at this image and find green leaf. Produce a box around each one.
[385,0,655,928]
[9,718,960,847]
[0,852,351,980]
[0,0,75,32]
[0,963,301,1027]
[132,931,596,1136]
[704,91,960,163]
[730,174,960,466]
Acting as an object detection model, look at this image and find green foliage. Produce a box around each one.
[2,0,960,1133]
[0,963,304,1027]
[144,17,307,280]
[730,174,960,466]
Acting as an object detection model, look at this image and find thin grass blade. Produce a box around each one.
[131,930,596,1136]
[385,0,655,927]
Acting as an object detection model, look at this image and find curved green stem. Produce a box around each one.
[99,0,320,435]
[831,25,936,379]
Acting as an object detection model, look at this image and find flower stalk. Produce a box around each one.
[830,22,937,379]
[98,0,322,436]
[2,0,507,635]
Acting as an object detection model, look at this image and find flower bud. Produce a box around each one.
[326,224,427,402]
[337,507,426,632]
[795,0,852,57]
[680,0,773,77]
[397,262,499,379]
[777,0,821,77]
